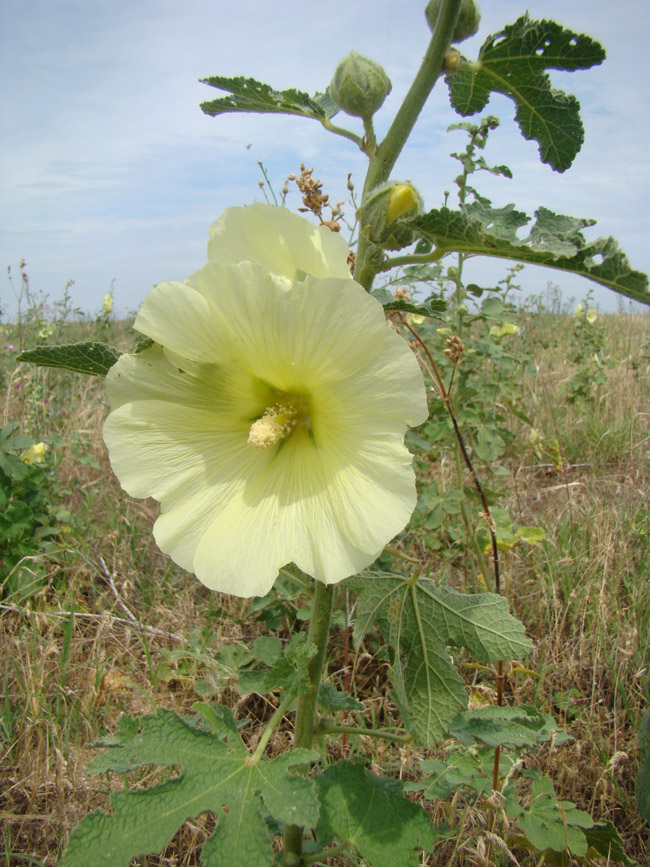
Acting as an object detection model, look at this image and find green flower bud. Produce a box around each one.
[330,51,392,120]
[425,0,481,43]
[358,181,423,250]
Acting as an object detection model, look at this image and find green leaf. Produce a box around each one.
[449,705,559,748]
[637,709,650,821]
[349,574,531,747]
[370,287,447,319]
[60,709,319,867]
[317,682,364,713]
[17,342,122,376]
[315,761,435,867]
[406,748,517,800]
[584,820,637,866]
[506,773,593,857]
[446,16,606,171]
[200,76,337,121]
[410,204,650,305]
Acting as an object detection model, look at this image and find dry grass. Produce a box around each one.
[0,310,648,865]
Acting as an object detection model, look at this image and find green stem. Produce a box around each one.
[317,721,414,744]
[376,249,446,272]
[249,691,297,764]
[319,116,363,148]
[301,841,352,865]
[283,580,335,865]
[354,0,462,290]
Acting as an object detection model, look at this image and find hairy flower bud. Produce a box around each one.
[426,0,481,43]
[330,51,392,120]
[358,181,423,250]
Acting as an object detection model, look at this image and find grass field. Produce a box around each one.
[1,294,648,865]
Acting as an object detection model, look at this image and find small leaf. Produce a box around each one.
[317,682,364,713]
[315,761,436,867]
[17,342,122,376]
[410,205,650,305]
[507,773,593,857]
[446,16,606,171]
[60,709,319,867]
[408,749,517,800]
[200,76,337,121]
[584,820,637,866]
[449,705,559,748]
[370,287,447,319]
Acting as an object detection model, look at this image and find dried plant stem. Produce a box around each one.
[405,322,506,804]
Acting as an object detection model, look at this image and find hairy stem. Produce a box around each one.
[283,580,335,864]
[354,0,461,290]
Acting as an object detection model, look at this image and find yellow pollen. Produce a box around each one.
[248,403,298,450]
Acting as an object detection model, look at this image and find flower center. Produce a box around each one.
[247,396,309,450]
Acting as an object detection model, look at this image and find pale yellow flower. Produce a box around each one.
[489,322,520,339]
[102,293,113,317]
[103,206,428,597]
[21,442,48,464]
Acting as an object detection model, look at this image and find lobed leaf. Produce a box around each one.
[349,573,531,747]
[60,709,319,867]
[200,76,337,121]
[505,774,594,857]
[446,16,606,171]
[410,204,650,305]
[16,341,121,377]
[449,705,559,748]
[315,761,435,867]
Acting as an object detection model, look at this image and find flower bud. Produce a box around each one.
[358,181,423,250]
[443,49,462,73]
[330,51,391,120]
[425,0,481,43]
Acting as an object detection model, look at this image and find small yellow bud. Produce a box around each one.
[386,184,419,223]
[20,442,48,464]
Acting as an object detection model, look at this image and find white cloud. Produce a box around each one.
[0,0,648,316]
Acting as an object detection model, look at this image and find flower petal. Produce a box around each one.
[206,203,352,280]
[104,207,428,597]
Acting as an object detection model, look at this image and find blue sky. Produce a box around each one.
[1,0,649,318]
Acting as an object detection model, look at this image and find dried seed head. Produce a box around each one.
[443,335,465,363]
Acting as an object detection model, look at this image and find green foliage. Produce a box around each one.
[60,708,319,867]
[0,423,66,601]
[584,821,639,866]
[236,633,317,697]
[505,771,594,857]
[446,15,606,171]
[449,705,560,749]
[16,341,121,377]
[565,299,611,402]
[349,572,531,746]
[200,76,337,121]
[370,286,446,319]
[637,709,650,822]
[409,203,650,304]
[407,748,517,801]
[314,761,436,866]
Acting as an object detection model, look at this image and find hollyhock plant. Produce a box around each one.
[103,205,428,597]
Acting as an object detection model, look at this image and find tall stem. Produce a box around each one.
[283,580,335,864]
[354,0,462,290]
